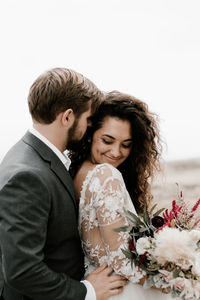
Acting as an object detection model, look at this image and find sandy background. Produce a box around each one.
[152,157,200,210]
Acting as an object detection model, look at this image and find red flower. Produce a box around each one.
[138,252,147,268]
[155,221,172,232]
[191,198,200,213]
[151,216,164,228]
[129,240,135,252]
[163,200,182,223]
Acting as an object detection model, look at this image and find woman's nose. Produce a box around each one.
[110,145,121,157]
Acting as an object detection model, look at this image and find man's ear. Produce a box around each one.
[62,109,75,127]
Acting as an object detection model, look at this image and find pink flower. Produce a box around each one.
[174,278,185,291]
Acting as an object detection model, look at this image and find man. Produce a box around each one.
[0,68,126,300]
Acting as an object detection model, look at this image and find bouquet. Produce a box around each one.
[115,190,200,299]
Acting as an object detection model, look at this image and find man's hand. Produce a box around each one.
[86,264,128,300]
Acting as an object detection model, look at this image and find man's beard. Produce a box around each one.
[67,119,84,151]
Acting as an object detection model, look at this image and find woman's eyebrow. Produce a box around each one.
[102,134,115,140]
[102,134,133,142]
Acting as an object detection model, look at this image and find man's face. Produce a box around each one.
[67,105,92,149]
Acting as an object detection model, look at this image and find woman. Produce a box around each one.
[70,91,170,299]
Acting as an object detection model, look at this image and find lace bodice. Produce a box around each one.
[79,163,144,283]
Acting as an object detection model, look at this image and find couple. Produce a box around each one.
[0,68,170,300]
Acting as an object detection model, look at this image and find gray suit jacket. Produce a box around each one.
[0,132,86,300]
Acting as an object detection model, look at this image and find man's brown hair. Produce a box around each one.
[28,68,103,124]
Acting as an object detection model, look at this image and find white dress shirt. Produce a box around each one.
[29,127,96,300]
[29,127,71,170]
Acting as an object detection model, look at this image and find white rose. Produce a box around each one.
[189,229,200,243]
[191,255,200,276]
[136,237,150,255]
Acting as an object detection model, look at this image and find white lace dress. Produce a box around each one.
[79,163,172,300]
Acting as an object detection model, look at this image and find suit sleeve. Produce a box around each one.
[0,170,86,300]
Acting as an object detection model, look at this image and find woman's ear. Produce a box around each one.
[62,109,75,127]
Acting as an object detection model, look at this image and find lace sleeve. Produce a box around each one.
[82,164,144,283]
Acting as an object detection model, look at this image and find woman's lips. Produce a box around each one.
[104,155,121,161]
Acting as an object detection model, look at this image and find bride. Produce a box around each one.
[70,91,172,300]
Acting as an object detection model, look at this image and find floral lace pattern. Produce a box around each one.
[79,163,144,282]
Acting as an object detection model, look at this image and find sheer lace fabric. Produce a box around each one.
[79,163,144,283]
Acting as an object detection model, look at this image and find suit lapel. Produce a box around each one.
[49,159,75,202]
[22,131,77,209]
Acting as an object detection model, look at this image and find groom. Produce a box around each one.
[0,68,126,300]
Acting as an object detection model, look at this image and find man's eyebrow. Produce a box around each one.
[102,134,133,142]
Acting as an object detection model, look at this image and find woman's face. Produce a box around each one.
[90,117,133,168]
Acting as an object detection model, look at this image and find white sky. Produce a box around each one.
[0,0,200,161]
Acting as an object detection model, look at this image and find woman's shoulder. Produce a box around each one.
[89,162,121,175]
[83,163,123,186]
[76,162,121,184]
[74,162,124,198]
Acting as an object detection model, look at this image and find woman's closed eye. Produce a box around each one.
[102,138,132,149]
[121,143,132,149]
[102,138,112,145]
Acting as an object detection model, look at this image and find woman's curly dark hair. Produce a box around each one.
[69,91,162,212]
